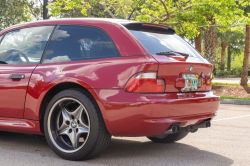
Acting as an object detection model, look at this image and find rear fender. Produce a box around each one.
[24,56,158,121]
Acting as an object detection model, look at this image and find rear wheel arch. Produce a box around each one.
[39,82,106,134]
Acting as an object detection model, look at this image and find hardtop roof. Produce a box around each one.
[0,18,175,35]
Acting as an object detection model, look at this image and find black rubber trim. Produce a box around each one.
[39,25,57,64]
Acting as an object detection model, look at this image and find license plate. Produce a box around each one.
[181,74,199,92]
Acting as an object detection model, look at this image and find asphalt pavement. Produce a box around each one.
[0,104,249,166]
[213,77,247,84]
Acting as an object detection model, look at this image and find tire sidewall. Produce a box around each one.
[44,89,101,160]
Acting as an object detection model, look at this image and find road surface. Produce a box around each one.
[0,104,249,166]
[213,77,248,84]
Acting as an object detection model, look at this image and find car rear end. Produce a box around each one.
[94,22,219,137]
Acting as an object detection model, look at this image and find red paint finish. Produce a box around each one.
[0,65,37,118]
[0,117,41,135]
[89,89,219,136]
[152,55,213,92]
[24,56,158,120]
[175,77,186,88]
[0,18,220,137]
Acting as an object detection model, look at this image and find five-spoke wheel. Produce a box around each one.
[48,98,90,152]
[44,89,111,160]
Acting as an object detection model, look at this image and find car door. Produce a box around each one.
[0,26,54,118]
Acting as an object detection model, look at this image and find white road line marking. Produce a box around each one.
[212,115,250,121]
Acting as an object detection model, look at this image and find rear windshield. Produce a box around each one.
[129,30,202,58]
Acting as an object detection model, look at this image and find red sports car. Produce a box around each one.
[0,18,219,160]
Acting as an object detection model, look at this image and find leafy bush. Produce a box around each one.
[215,68,243,77]
[216,69,230,76]
[231,68,242,76]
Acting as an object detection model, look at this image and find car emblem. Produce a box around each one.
[189,65,193,72]
[72,122,76,128]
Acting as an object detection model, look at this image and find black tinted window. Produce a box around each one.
[129,30,202,58]
[43,25,120,63]
[0,26,54,65]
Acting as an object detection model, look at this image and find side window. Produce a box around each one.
[0,26,54,65]
[42,25,120,63]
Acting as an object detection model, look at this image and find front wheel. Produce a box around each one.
[44,89,111,160]
[147,131,189,143]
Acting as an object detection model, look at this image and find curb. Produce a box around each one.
[220,99,250,105]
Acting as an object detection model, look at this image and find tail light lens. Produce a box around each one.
[124,72,165,93]
[206,72,212,85]
[205,72,212,91]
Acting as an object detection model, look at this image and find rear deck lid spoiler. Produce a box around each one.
[122,22,175,34]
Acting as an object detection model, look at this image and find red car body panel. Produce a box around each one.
[0,18,220,136]
[24,56,158,120]
[0,64,37,118]
[89,89,219,136]
[0,117,41,135]
[152,55,213,92]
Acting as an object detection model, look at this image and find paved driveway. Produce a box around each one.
[213,77,248,84]
[0,104,249,166]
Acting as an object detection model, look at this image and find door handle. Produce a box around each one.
[9,74,25,79]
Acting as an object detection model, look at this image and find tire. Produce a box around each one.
[147,131,189,143]
[44,89,111,161]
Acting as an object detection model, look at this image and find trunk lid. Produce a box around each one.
[152,55,212,92]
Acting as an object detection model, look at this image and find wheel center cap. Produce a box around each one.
[72,122,77,128]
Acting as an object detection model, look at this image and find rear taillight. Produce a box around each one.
[205,72,212,91]
[206,72,212,85]
[125,72,165,93]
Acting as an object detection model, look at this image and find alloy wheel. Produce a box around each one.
[48,97,90,153]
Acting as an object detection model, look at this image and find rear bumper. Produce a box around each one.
[89,89,220,136]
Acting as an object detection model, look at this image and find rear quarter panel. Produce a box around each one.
[24,56,158,120]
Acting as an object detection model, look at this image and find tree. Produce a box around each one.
[138,0,243,65]
[239,1,250,86]
[0,0,32,31]
[226,32,244,72]
[194,29,202,53]
[48,0,244,65]
[214,29,244,72]
[189,0,243,65]
[227,45,231,71]
[217,30,244,70]
[26,0,44,20]
[220,41,229,70]
[241,25,250,85]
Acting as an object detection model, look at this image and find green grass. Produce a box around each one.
[221,96,250,100]
[212,82,250,86]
